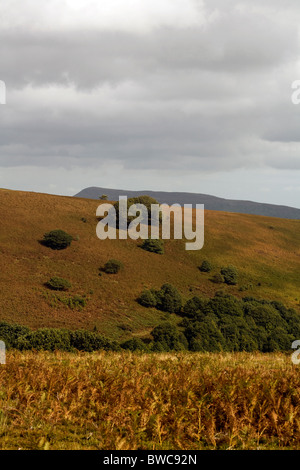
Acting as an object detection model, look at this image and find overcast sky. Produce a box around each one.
[1,0,300,207]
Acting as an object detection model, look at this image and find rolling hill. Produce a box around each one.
[75,186,300,220]
[1,187,300,342]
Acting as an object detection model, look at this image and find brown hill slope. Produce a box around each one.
[0,188,300,341]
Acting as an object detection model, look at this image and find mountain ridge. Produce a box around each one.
[74,186,300,220]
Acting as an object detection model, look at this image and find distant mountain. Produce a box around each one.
[74,186,300,220]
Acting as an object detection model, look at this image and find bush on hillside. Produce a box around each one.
[156,283,182,313]
[208,294,244,318]
[220,265,238,285]
[0,322,31,349]
[42,229,73,250]
[121,338,149,351]
[46,277,72,291]
[151,322,188,351]
[70,330,120,352]
[183,318,225,352]
[182,296,207,320]
[16,328,72,351]
[102,259,123,274]
[141,238,164,254]
[199,260,212,273]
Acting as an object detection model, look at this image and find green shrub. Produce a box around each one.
[182,296,207,320]
[208,294,244,318]
[42,229,73,250]
[141,238,164,254]
[121,338,149,351]
[266,328,294,352]
[184,318,225,352]
[70,330,119,352]
[220,265,238,285]
[151,322,188,351]
[17,328,72,352]
[199,260,212,273]
[137,289,158,308]
[46,277,71,291]
[103,259,123,274]
[0,322,30,349]
[114,195,160,227]
[138,284,182,312]
[156,283,182,313]
[245,304,288,333]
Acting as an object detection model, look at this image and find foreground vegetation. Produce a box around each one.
[0,350,299,450]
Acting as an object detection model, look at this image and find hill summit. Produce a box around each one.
[74,186,300,220]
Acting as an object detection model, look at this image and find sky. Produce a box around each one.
[1,0,300,207]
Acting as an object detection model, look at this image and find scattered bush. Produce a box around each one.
[220,265,238,285]
[42,229,73,250]
[141,238,164,254]
[199,260,212,273]
[103,259,123,274]
[46,277,71,291]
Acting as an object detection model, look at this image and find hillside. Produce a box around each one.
[1,187,300,342]
[75,186,300,220]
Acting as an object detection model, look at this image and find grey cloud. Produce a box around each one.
[1,0,300,190]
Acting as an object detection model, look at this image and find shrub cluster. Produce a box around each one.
[141,238,164,254]
[199,260,239,286]
[0,322,120,352]
[138,283,182,313]
[220,265,238,285]
[137,285,300,352]
[1,290,299,353]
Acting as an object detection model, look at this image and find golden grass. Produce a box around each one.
[0,350,300,450]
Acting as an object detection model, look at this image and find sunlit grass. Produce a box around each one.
[0,350,299,450]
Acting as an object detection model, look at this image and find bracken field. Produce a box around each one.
[0,350,300,450]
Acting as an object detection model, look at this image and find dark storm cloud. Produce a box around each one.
[1,0,300,176]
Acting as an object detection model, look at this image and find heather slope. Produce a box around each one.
[0,188,300,341]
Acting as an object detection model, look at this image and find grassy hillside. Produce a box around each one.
[0,188,300,341]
